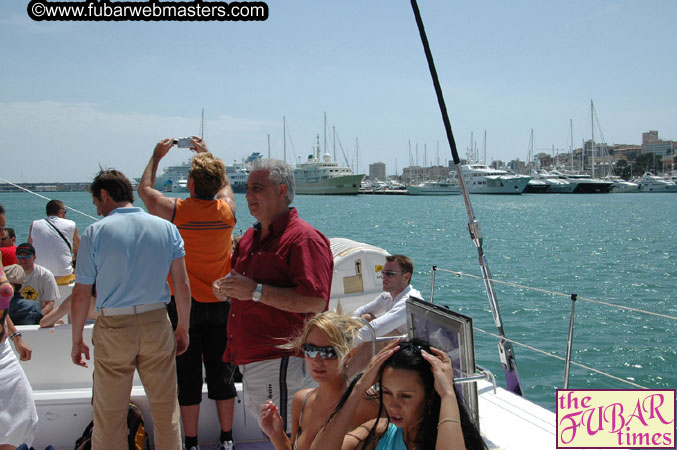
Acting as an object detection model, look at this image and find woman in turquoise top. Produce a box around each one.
[310,339,486,450]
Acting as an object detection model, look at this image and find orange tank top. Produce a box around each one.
[172,197,235,303]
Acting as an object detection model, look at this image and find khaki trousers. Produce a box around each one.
[92,307,181,450]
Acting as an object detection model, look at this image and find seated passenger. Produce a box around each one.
[15,243,59,316]
[4,264,42,326]
[260,311,381,450]
[349,255,422,377]
[310,339,487,450]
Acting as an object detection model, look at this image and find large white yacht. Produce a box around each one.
[605,176,639,193]
[407,180,460,195]
[154,160,190,193]
[294,137,365,195]
[450,164,531,194]
[636,172,677,192]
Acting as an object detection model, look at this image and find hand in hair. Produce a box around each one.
[421,347,456,400]
[354,339,401,394]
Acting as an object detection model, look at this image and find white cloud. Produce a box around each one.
[0,101,272,182]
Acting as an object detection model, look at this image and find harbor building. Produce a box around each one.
[369,162,386,181]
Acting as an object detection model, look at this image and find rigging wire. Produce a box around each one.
[474,327,647,390]
[0,177,98,222]
[409,0,524,395]
[433,267,677,321]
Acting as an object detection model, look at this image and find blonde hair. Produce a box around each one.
[286,311,364,367]
[190,152,226,198]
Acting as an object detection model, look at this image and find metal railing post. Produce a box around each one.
[430,265,437,303]
[564,293,578,389]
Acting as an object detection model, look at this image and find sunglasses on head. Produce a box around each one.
[301,343,338,360]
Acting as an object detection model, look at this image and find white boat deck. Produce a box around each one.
[16,323,581,450]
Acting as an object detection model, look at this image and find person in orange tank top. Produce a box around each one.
[139,137,237,450]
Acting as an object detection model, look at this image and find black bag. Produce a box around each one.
[74,403,149,450]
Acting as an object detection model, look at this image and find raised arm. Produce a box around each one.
[138,138,178,221]
[309,341,400,450]
[421,348,467,450]
[192,136,237,214]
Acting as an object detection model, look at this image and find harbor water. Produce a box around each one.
[1,190,675,412]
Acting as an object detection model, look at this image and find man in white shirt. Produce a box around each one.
[28,199,80,305]
[16,243,60,316]
[349,254,422,375]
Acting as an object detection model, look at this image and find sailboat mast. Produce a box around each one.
[200,108,204,139]
[483,130,487,165]
[355,137,359,174]
[410,0,523,395]
[283,116,286,163]
[591,100,595,178]
[333,126,336,162]
[323,112,327,156]
[570,118,573,173]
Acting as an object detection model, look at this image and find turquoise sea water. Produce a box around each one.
[1,190,675,412]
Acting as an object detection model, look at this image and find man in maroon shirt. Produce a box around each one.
[213,158,333,432]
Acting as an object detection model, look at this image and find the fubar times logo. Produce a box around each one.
[556,389,675,448]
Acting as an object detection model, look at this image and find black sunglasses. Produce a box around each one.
[301,343,338,360]
[381,270,404,277]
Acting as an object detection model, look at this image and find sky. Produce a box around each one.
[1,0,676,183]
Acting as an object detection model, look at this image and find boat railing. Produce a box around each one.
[425,266,677,390]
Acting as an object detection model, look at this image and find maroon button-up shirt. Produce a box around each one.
[223,208,333,365]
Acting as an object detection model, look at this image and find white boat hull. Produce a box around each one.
[295,174,365,195]
[14,239,561,449]
[407,182,460,195]
[466,176,531,194]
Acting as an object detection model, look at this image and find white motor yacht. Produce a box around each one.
[450,164,531,194]
[637,172,677,192]
[605,175,639,193]
[407,180,460,195]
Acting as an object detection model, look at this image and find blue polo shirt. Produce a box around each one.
[76,207,185,310]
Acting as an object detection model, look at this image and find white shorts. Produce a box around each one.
[240,356,316,433]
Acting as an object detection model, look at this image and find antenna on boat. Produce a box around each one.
[409,0,523,395]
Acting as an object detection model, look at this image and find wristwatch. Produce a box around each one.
[252,283,263,302]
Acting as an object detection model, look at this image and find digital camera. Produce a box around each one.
[175,137,193,148]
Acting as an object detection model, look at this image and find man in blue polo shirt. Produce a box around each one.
[71,169,191,450]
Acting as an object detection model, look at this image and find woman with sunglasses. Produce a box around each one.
[310,338,486,450]
[260,311,381,450]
